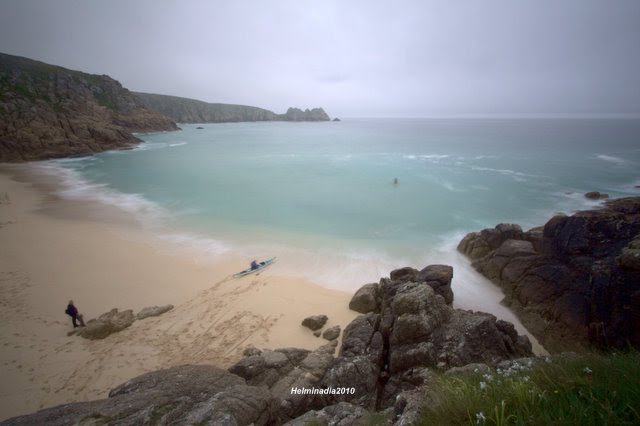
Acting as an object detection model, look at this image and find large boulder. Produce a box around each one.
[3,365,277,425]
[301,314,328,331]
[136,304,174,320]
[585,191,609,200]
[283,402,369,426]
[419,264,455,305]
[457,223,524,260]
[229,348,311,388]
[78,308,136,340]
[348,283,380,313]
[387,264,454,305]
[323,325,341,341]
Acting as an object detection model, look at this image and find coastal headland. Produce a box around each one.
[0,52,330,162]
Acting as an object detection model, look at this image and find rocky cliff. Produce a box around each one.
[0,53,332,162]
[280,107,330,122]
[133,92,330,123]
[2,265,532,425]
[133,92,279,123]
[0,53,178,162]
[458,197,640,352]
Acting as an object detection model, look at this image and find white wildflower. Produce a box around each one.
[479,381,487,390]
[476,411,486,424]
[583,367,592,374]
[522,376,530,382]
[483,373,494,382]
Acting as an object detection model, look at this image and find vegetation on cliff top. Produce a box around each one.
[419,351,640,425]
[0,52,177,162]
[133,91,330,123]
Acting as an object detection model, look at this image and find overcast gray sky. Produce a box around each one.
[1,0,639,117]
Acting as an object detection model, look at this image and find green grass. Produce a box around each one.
[417,351,640,425]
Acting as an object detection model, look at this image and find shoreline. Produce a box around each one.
[18,159,547,352]
[0,161,545,420]
[0,165,358,421]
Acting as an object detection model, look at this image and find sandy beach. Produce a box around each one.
[0,165,358,421]
[0,161,550,422]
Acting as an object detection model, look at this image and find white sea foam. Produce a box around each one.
[471,166,533,182]
[169,141,188,148]
[622,179,640,192]
[440,180,464,192]
[596,154,626,165]
[402,154,450,162]
[155,231,231,261]
[34,162,234,261]
[55,155,100,163]
[420,154,449,160]
[553,190,607,213]
[270,245,404,291]
[133,142,173,152]
[35,162,169,225]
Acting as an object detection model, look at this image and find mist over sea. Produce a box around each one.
[40,118,640,298]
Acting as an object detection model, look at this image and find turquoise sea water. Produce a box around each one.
[42,118,640,291]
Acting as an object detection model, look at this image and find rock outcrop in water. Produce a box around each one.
[4,265,533,425]
[0,53,178,162]
[458,197,640,352]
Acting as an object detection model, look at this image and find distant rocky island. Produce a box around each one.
[0,53,331,162]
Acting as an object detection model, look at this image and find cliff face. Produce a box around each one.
[281,106,330,121]
[458,197,640,352]
[133,92,279,123]
[0,53,177,162]
[134,92,330,123]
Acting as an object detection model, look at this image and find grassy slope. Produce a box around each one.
[418,351,640,425]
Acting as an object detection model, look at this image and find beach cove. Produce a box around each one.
[2,117,640,420]
[0,155,555,420]
[0,166,358,420]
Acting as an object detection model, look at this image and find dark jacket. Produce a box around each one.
[66,304,78,317]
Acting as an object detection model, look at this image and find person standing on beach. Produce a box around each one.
[65,300,85,328]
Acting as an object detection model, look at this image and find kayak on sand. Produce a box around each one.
[232,258,276,278]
